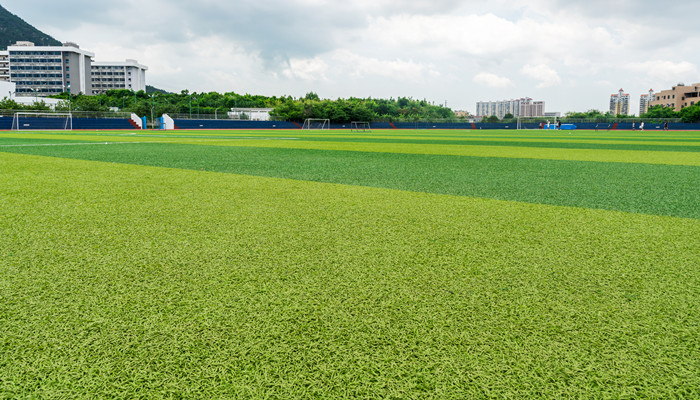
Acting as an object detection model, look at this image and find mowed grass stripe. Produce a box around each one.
[2,131,698,165]
[5,130,700,147]
[256,136,700,152]
[1,152,698,398]
[2,143,697,218]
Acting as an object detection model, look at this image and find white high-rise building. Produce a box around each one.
[639,89,655,115]
[0,50,9,82]
[476,97,545,119]
[609,88,630,115]
[91,59,148,94]
[7,41,94,96]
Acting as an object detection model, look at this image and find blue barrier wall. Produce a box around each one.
[173,119,300,130]
[0,117,136,130]
[0,116,12,130]
[3,116,700,131]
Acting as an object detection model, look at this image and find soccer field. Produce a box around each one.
[1,129,698,398]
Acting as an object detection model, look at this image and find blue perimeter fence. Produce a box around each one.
[2,115,700,131]
[171,119,700,131]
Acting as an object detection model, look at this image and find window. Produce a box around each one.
[66,66,69,71]
[65,59,69,64]
[66,74,70,79]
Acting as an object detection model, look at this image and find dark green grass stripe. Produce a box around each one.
[2,143,698,218]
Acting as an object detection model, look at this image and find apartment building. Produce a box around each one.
[639,89,655,115]
[7,41,93,97]
[649,83,700,111]
[91,59,147,94]
[476,97,545,119]
[609,88,629,115]
[0,51,9,82]
[520,99,545,117]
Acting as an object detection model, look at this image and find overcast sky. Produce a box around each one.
[4,0,700,114]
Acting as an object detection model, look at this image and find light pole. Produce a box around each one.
[150,94,156,130]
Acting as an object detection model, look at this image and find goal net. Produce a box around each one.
[12,112,73,131]
[516,116,557,130]
[350,121,371,132]
[302,118,330,130]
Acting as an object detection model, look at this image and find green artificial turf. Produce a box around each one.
[0,152,698,398]
[1,142,697,218]
[3,130,699,165]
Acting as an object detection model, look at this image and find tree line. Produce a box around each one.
[0,90,455,122]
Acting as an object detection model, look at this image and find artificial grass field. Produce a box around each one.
[0,129,698,398]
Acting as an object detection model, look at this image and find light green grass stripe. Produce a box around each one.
[1,152,698,398]
[2,132,698,166]
[4,130,699,146]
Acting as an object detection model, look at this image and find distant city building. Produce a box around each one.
[649,83,700,111]
[453,110,472,118]
[639,89,655,115]
[91,59,148,94]
[520,99,545,117]
[476,97,545,119]
[7,41,94,97]
[4,41,147,97]
[0,51,9,82]
[544,112,561,118]
[609,88,630,115]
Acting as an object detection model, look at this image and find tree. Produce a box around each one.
[484,115,500,123]
[304,92,320,101]
[503,113,514,120]
[679,103,700,122]
[642,105,678,119]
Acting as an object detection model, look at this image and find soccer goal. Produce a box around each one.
[516,116,557,130]
[302,118,330,130]
[350,121,371,132]
[12,112,73,131]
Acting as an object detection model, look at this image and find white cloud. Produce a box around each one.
[3,0,700,112]
[624,60,699,84]
[282,58,329,82]
[521,64,561,88]
[473,73,513,88]
[331,50,435,81]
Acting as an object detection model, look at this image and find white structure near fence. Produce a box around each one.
[228,108,273,121]
[162,114,175,130]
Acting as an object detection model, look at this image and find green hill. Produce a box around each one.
[0,4,62,50]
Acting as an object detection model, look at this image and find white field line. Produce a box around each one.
[0,141,168,148]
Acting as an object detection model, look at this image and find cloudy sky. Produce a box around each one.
[4,0,700,114]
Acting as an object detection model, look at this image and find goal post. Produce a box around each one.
[302,118,330,130]
[350,121,371,132]
[12,112,73,131]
